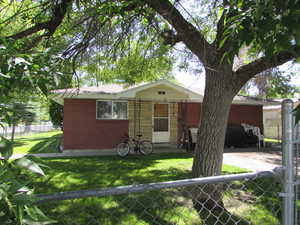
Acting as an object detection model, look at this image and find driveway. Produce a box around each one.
[223,149,300,173]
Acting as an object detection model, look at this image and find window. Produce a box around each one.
[96,101,127,119]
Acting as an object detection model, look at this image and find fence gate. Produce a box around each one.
[281,99,299,225]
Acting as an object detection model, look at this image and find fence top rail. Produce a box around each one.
[36,167,282,203]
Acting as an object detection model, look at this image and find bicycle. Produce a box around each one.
[117,134,153,157]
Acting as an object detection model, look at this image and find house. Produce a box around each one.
[263,99,300,140]
[51,80,268,151]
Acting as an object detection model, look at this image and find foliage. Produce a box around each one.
[222,0,300,59]
[0,40,73,133]
[5,103,36,126]
[49,101,63,130]
[81,40,174,85]
[0,1,74,125]
[1,103,36,141]
[294,103,300,124]
[29,96,51,122]
[0,136,55,225]
[243,68,297,98]
[264,72,297,98]
[0,38,69,99]
[1,0,174,85]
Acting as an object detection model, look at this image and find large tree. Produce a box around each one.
[1,0,300,222]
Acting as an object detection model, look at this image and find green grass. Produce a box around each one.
[264,138,281,143]
[26,154,281,225]
[13,131,62,154]
[31,154,247,193]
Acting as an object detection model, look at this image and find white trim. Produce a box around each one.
[152,103,170,143]
[96,100,128,120]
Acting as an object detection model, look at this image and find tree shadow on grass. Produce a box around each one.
[31,154,192,193]
[27,134,62,153]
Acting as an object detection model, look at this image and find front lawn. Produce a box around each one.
[13,131,62,154]
[27,154,281,225]
[31,154,247,193]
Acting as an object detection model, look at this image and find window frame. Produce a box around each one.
[96,100,128,120]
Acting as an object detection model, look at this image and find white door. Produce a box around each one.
[152,103,170,143]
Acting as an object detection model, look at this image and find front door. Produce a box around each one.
[152,103,170,143]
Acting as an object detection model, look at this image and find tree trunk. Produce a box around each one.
[11,124,16,142]
[191,66,244,224]
[192,66,238,177]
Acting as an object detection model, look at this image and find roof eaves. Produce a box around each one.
[118,80,203,99]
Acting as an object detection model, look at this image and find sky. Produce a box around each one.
[175,70,205,90]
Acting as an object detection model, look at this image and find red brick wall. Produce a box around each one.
[177,103,263,140]
[178,103,201,128]
[63,99,129,150]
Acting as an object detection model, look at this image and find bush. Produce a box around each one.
[0,136,55,224]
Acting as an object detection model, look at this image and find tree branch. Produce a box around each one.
[235,47,300,85]
[144,0,215,63]
[214,8,226,47]
[160,29,181,46]
[8,22,49,40]
[7,0,72,40]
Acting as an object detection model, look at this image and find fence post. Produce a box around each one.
[282,99,295,225]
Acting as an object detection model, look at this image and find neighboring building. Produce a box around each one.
[263,99,300,139]
[51,80,269,151]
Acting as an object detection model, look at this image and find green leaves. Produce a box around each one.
[220,0,300,58]
[14,158,45,176]
[0,138,54,225]
[294,28,300,46]
[0,136,13,160]
[293,103,300,124]
[81,39,174,85]
[49,100,63,130]
[23,206,56,225]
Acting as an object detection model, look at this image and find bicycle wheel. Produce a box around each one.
[117,142,130,157]
[140,141,153,155]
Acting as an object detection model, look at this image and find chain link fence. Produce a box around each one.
[36,170,283,225]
